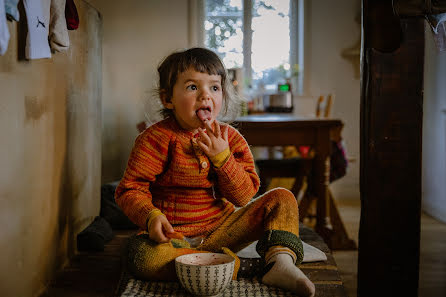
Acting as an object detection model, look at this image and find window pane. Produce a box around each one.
[252,0,290,92]
[205,0,244,69]
[205,0,293,94]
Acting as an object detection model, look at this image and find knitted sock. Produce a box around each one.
[49,0,69,52]
[5,0,20,21]
[262,246,315,297]
[65,0,79,30]
[22,0,52,59]
[0,0,10,56]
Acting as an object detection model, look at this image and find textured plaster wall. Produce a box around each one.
[0,2,102,296]
[87,0,190,184]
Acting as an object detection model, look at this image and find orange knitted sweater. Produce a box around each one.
[115,117,260,237]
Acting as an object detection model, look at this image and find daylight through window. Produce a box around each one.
[205,0,301,96]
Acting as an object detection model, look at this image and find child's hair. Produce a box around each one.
[156,47,243,121]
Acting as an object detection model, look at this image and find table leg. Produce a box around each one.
[312,142,356,250]
[313,154,330,238]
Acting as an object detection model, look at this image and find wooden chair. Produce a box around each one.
[316,94,333,118]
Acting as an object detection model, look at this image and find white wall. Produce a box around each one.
[304,0,361,199]
[87,0,190,183]
[422,22,446,223]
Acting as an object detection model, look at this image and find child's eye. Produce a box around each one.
[212,85,220,91]
[186,85,197,91]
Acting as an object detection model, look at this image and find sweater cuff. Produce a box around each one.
[209,147,231,168]
[145,209,165,232]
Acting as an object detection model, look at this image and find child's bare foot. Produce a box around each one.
[262,253,315,297]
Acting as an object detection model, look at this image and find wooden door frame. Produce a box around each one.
[359,1,425,296]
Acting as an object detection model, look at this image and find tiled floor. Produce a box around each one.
[333,195,446,297]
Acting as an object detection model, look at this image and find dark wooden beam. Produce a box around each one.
[359,1,424,296]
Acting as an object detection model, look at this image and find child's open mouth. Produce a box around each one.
[196,107,212,122]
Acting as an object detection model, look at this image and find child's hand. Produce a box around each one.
[197,120,229,158]
[165,231,185,240]
[148,214,175,243]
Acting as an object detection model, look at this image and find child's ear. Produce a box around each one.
[160,90,174,109]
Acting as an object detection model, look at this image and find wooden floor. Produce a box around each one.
[40,230,134,297]
[333,196,446,297]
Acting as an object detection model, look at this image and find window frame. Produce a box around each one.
[192,0,305,95]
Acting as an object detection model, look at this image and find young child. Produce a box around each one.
[115,47,315,296]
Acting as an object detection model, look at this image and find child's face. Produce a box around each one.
[163,68,223,132]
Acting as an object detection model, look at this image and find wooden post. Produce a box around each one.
[359,1,424,296]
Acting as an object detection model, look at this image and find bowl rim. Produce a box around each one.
[175,252,235,267]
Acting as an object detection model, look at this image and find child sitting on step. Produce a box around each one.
[115,47,315,297]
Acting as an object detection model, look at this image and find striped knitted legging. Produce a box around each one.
[126,187,302,281]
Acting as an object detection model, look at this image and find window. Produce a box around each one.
[204,0,304,95]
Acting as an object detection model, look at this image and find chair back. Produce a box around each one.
[315,94,333,118]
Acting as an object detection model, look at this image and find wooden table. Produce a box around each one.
[234,114,356,250]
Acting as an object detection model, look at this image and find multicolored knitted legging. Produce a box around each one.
[126,187,303,281]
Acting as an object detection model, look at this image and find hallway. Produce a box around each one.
[333,195,446,297]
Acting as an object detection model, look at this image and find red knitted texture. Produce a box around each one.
[115,118,260,237]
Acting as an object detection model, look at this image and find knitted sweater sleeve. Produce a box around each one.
[213,126,260,206]
[114,125,170,230]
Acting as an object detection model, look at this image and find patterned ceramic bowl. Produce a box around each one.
[175,253,235,296]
